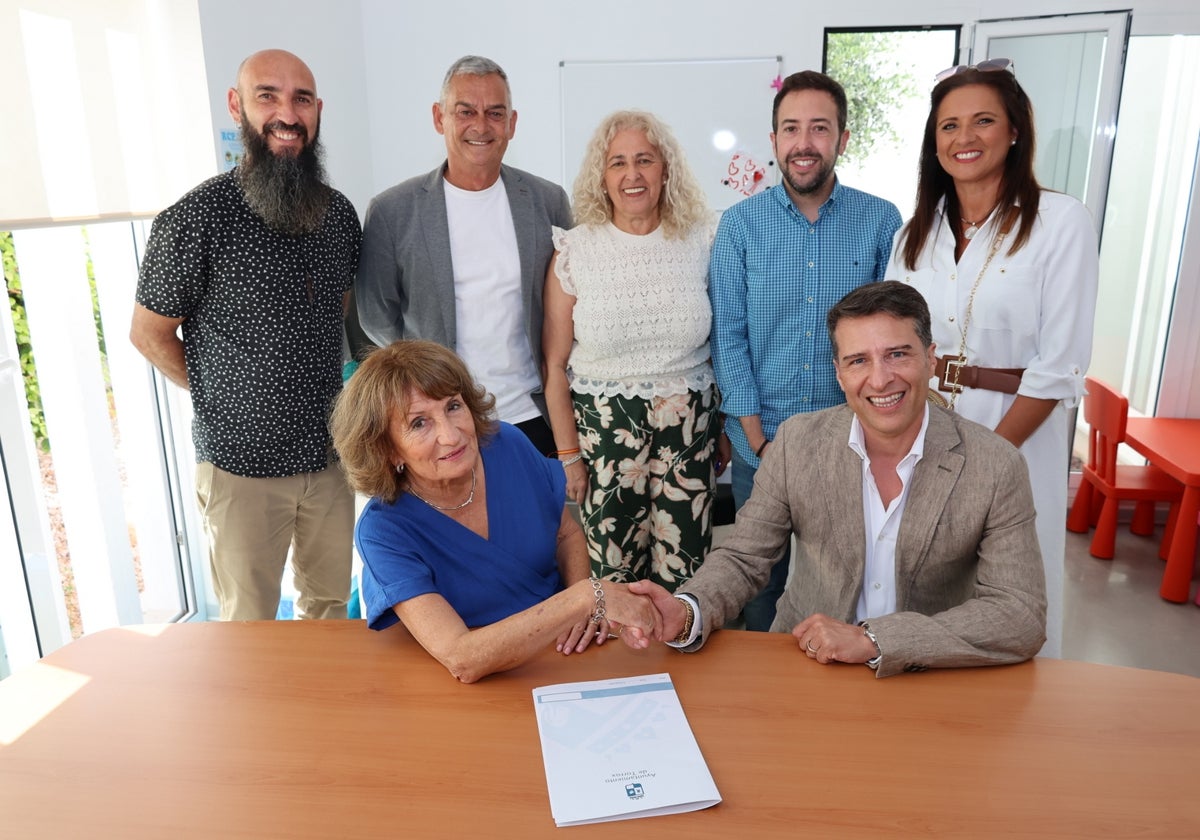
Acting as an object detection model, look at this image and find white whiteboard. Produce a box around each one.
[560,57,783,212]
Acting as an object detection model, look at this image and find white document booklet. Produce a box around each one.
[531,672,721,827]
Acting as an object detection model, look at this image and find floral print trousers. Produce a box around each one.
[573,385,719,592]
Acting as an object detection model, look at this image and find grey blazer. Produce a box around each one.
[354,163,572,378]
[680,404,1047,677]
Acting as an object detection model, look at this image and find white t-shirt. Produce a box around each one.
[444,177,541,424]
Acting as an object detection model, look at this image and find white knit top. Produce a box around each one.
[552,219,717,399]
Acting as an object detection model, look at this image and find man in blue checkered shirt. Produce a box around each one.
[710,70,902,630]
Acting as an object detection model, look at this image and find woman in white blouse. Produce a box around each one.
[885,61,1098,657]
[543,110,727,591]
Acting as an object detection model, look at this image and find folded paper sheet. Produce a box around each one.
[532,672,721,827]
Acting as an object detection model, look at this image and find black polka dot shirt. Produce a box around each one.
[136,170,361,478]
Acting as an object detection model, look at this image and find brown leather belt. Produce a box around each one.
[934,355,1024,395]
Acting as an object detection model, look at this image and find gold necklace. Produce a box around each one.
[937,231,1007,410]
[408,467,476,511]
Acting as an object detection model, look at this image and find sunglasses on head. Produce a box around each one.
[935,57,1014,82]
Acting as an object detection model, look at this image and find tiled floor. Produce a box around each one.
[712,522,1200,678]
[1063,526,1200,677]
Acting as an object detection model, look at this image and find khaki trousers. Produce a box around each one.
[195,461,353,621]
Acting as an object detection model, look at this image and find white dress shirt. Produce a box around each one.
[848,406,929,623]
[670,406,930,647]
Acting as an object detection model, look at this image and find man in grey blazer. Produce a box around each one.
[614,281,1047,677]
[354,56,571,454]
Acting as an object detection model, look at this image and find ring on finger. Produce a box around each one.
[806,640,818,654]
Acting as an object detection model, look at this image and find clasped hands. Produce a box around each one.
[606,585,878,667]
[560,579,879,666]
[556,580,689,654]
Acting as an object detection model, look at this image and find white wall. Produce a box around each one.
[196,0,1200,415]
[196,0,373,214]
[196,0,1199,212]
[355,0,1198,197]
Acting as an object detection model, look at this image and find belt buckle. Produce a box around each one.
[938,355,967,393]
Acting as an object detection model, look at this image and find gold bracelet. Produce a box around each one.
[673,598,695,644]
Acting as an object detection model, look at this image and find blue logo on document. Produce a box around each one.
[625,783,645,800]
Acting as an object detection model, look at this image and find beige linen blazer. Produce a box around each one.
[680,404,1047,677]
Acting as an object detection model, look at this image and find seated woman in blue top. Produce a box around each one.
[331,340,658,683]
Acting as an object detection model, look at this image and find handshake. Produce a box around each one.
[556,579,693,657]
[562,576,890,668]
[600,580,692,649]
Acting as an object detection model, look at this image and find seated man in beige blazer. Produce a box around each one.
[615,281,1047,677]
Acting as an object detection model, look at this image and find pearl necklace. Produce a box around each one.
[408,467,476,511]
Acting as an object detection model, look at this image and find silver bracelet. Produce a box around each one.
[588,575,606,624]
[561,453,583,467]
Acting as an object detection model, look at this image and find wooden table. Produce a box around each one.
[1125,416,1200,603]
[2,620,1198,838]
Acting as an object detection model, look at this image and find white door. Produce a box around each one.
[972,12,1132,235]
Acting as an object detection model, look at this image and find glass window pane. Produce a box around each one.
[988,32,1107,202]
[1091,36,1200,415]
[2,224,194,644]
[824,28,961,217]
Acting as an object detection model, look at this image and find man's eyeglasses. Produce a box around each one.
[934,57,1014,83]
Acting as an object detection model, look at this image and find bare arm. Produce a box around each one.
[130,303,189,389]
[993,394,1057,449]
[395,572,661,684]
[551,508,602,653]
[395,585,594,683]
[541,253,587,504]
[555,506,590,586]
[739,414,769,457]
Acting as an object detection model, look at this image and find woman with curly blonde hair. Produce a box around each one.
[543,110,729,592]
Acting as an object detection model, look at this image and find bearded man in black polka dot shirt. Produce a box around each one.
[130,49,361,621]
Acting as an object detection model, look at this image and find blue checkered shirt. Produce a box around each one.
[709,180,902,465]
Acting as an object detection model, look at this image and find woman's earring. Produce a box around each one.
[395,463,405,474]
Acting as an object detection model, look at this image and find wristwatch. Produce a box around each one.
[673,598,696,644]
[860,622,883,670]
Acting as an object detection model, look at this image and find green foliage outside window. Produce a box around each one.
[2,229,108,452]
[2,230,49,450]
[825,32,920,165]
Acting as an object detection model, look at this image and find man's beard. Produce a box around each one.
[237,119,331,236]
[781,150,836,197]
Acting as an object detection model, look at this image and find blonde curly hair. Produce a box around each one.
[571,110,709,239]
